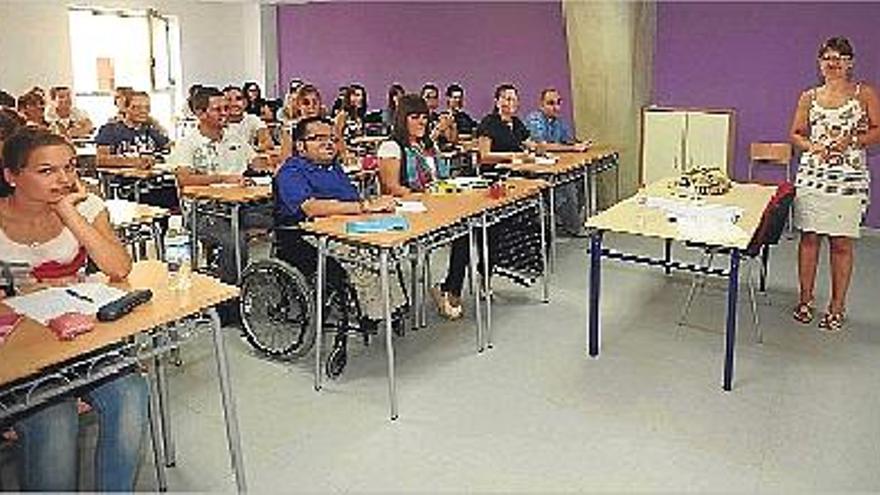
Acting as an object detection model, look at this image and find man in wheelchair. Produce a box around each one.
[266,116,407,363]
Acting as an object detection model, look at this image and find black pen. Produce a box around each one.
[66,288,95,303]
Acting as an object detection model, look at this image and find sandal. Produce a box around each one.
[818,311,845,332]
[430,286,463,320]
[792,300,815,324]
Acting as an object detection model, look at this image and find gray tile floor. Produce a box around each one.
[6,232,878,492]
[134,232,880,492]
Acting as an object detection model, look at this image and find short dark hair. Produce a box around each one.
[223,85,242,95]
[494,83,518,100]
[17,91,44,111]
[818,36,854,59]
[421,83,439,97]
[1,128,73,194]
[0,108,25,143]
[189,86,223,114]
[49,86,70,99]
[292,116,333,142]
[539,87,559,101]
[390,94,429,146]
[125,91,150,107]
[0,90,15,108]
[445,84,463,98]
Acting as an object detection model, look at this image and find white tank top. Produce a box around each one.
[0,194,105,267]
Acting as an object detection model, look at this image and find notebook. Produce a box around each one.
[345,215,410,235]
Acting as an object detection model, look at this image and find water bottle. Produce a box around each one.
[164,215,192,291]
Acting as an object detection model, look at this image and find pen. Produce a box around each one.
[66,288,95,304]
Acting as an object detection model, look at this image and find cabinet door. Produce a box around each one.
[685,112,732,176]
[641,110,686,185]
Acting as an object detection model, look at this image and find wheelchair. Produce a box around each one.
[238,226,410,379]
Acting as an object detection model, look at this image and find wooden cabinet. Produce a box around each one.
[639,107,735,185]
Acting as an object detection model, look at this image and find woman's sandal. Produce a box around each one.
[792,300,815,324]
[818,311,845,332]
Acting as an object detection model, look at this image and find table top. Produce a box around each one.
[96,167,170,180]
[182,185,272,203]
[105,199,170,227]
[302,178,548,248]
[585,179,775,250]
[498,145,618,176]
[0,261,239,386]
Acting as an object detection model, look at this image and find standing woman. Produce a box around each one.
[789,37,880,331]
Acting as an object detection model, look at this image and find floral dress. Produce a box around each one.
[794,85,870,238]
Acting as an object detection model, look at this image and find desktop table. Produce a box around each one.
[106,199,170,261]
[303,178,549,420]
[0,261,246,491]
[585,179,774,391]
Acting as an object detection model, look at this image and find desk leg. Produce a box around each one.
[154,354,176,467]
[588,230,603,357]
[759,245,769,293]
[146,363,168,491]
[538,197,550,303]
[589,170,599,217]
[231,204,242,285]
[664,239,673,275]
[153,222,166,261]
[208,308,247,491]
[469,223,484,353]
[380,249,399,420]
[481,214,493,349]
[410,245,420,331]
[723,249,741,391]
[134,179,142,203]
[583,169,591,219]
[189,201,199,272]
[548,187,557,273]
[314,237,326,392]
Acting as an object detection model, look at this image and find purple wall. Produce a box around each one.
[277,1,572,124]
[655,2,880,227]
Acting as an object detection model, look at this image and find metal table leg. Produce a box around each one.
[410,245,421,330]
[314,237,327,392]
[146,364,168,491]
[664,239,673,275]
[481,213,493,348]
[588,230,603,357]
[189,200,199,271]
[538,197,550,303]
[548,186,557,273]
[208,309,247,491]
[723,249,741,391]
[469,223,484,353]
[154,353,176,467]
[380,249,398,420]
[231,204,242,285]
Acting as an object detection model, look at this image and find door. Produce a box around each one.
[684,111,733,177]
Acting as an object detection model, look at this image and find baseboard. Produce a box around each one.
[861,226,880,238]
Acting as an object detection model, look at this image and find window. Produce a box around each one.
[68,7,182,132]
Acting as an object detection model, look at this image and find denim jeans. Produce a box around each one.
[197,203,274,284]
[14,373,148,491]
[554,182,586,233]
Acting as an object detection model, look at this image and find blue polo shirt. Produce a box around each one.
[276,155,359,224]
[524,110,573,144]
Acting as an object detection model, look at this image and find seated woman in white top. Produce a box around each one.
[0,127,146,491]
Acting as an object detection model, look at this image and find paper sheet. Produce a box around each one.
[4,283,127,325]
[395,200,427,213]
[642,196,748,245]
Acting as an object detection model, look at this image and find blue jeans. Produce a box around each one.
[14,373,148,491]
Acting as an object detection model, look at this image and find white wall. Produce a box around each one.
[0,0,267,98]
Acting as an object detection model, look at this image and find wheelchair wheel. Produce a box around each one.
[240,259,315,359]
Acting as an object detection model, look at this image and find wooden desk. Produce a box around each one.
[498,145,620,271]
[95,167,174,203]
[0,261,246,491]
[584,179,775,391]
[181,185,272,284]
[302,178,549,420]
[106,199,170,261]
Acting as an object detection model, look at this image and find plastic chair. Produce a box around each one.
[678,182,795,343]
[748,142,792,183]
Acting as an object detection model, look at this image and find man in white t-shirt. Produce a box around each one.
[223,85,271,152]
[45,86,93,139]
[167,86,271,290]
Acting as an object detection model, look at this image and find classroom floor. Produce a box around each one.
[7,231,878,491]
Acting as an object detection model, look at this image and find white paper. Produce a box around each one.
[395,201,427,213]
[534,156,558,166]
[641,196,747,245]
[5,283,127,324]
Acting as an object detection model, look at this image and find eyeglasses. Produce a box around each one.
[819,54,853,62]
[303,134,337,143]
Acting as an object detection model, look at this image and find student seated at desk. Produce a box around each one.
[377,94,494,319]
[476,83,536,165]
[45,86,94,139]
[0,127,146,491]
[279,83,325,162]
[445,83,478,136]
[525,87,590,237]
[167,86,272,285]
[224,85,272,152]
[421,83,457,148]
[95,91,170,170]
[275,116,405,323]
[17,90,48,129]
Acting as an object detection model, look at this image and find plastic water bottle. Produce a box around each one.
[164,215,192,291]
